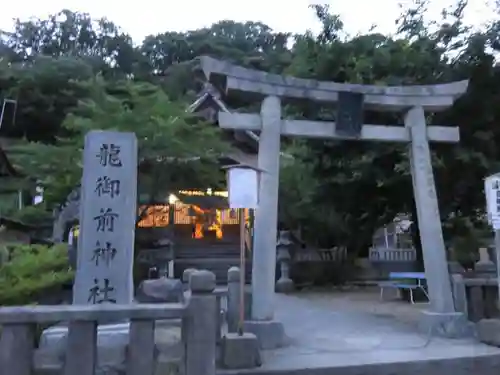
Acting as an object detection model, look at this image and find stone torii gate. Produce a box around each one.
[199,56,470,343]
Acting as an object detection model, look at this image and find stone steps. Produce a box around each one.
[174,258,252,284]
[175,242,242,259]
[173,239,251,283]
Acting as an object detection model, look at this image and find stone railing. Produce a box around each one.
[0,270,217,375]
[369,247,417,262]
[182,268,252,346]
[225,267,252,333]
[451,274,499,322]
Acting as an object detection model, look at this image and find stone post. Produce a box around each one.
[184,270,217,375]
[245,96,286,349]
[406,107,468,337]
[227,267,252,333]
[450,274,468,317]
[275,230,294,293]
[227,267,240,333]
[0,324,35,375]
[182,268,197,291]
[222,269,261,370]
[488,245,497,266]
[475,247,496,276]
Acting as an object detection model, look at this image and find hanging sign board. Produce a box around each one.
[227,167,259,209]
[336,91,364,138]
[485,173,500,229]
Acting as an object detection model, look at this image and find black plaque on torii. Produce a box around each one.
[336,91,364,138]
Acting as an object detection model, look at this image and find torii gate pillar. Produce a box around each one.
[405,107,470,336]
[251,96,282,324]
[240,96,287,349]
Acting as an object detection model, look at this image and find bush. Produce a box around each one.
[0,243,74,305]
[6,205,53,226]
[290,260,355,287]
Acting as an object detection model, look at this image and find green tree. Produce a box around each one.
[0,243,73,305]
[138,20,293,98]
[0,56,95,142]
[8,76,230,207]
[2,4,500,261]
[1,9,137,76]
[276,1,500,256]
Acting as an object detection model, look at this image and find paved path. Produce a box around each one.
[221,288,500,375]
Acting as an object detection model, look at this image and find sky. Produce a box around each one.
[0,0,497,44]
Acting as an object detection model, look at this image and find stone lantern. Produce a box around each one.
[275,230,294,293]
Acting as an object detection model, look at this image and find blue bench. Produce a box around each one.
[379,272,429,304]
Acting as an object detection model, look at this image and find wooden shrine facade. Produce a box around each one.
[137,190,251,243]
[0,146,17,178]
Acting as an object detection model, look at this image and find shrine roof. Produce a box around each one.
[0,216,39,231]
[177,193,228,210]
[188,87,259,154]
[0,144,19,178]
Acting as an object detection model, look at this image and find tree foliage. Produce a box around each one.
[0,243,73,305]
[8,78,229,206]
[279,1,500,252]
[0,2,499,253]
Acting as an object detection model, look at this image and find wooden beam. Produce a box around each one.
[218,112,460,143]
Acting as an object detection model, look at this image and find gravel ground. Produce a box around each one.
[288,285,428,327]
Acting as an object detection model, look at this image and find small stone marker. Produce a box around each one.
[475,247,496,274]
[73,131,138,305]
[477,319,500,347]
[221,332,262,369]
[479,248,491,263]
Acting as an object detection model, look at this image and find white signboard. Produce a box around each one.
[485,174,500,229]
[228,167,259,209]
